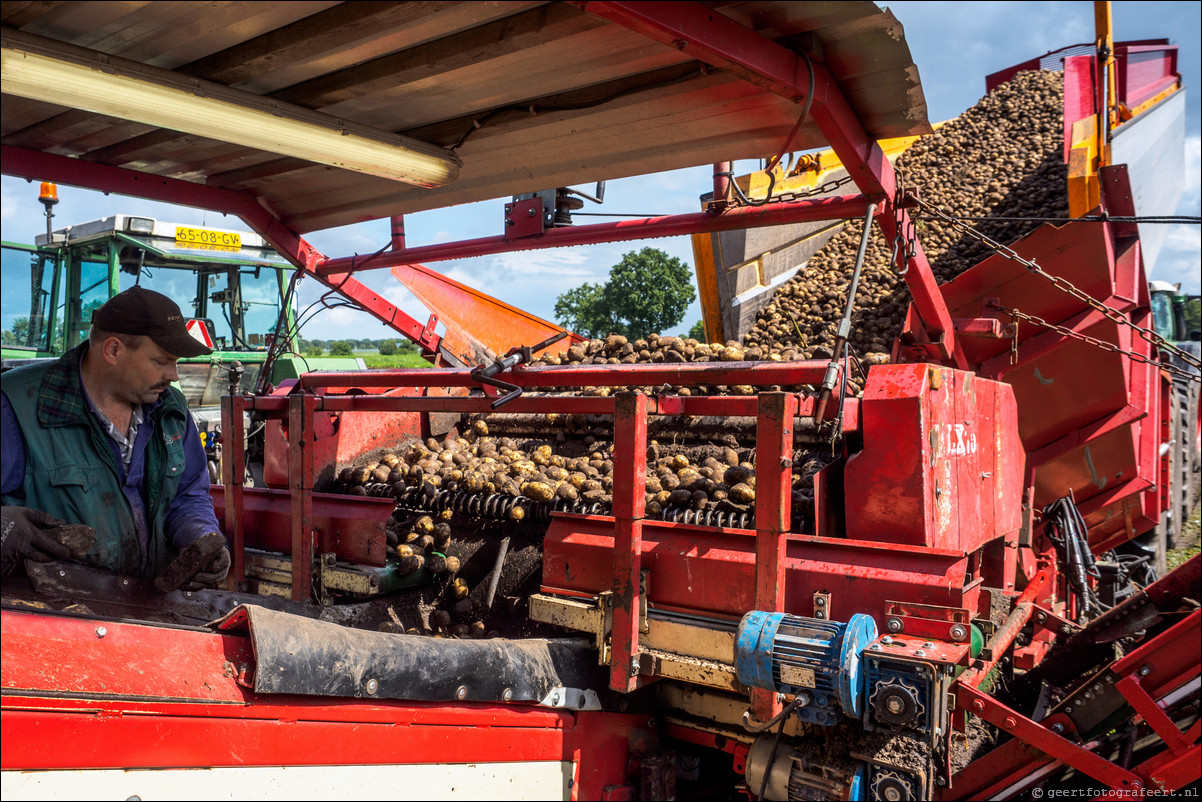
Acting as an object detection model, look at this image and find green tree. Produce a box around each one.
[2,317,31,346]
[554,248,696,340]
[688,320,707,341]
[1185,297,1201,336]
[378,340,398,356]
[305,343,324,357]
[554,282,609,338]
[329,340,353,356]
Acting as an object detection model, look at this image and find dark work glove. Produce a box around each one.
[186,546,231,591]
[1,506,90,567]
[154,532,229,593]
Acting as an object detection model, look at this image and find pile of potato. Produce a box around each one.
[529,71,1067,395]
[742,69,1069,379]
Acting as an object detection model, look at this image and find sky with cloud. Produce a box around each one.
[2,1,1198,344]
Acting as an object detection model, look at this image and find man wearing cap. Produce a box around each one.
[1,286,229,588]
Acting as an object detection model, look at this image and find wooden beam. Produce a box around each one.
[0,1,67,29]
[399,61,706,146]
[176,2,427,86]
[269,2,604,108]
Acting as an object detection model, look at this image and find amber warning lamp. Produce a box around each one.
[38,181,58,242]
[38,181,58,207]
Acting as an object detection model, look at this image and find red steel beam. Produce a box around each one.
[1,146,453,360]
[579,2,966,368]
[610,392,649,693]
[287,394,317,602]
[956,685,1145,792]
[245,393,860,435]
[750,392,795,722]
[313,194,871,274]
[296,361,831,390]
[754,393,796,613]
[958,555,1056,689]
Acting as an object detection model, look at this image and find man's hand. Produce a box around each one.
[154,532,229,593]
[1,506,84,565]
[185,546,231,590]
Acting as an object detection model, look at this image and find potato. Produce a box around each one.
[397,553,425,576]
[667,488,693,507]
[522,481,555,503]
[729,483,756,504]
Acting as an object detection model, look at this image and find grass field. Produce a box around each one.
[358,351,431,368]
[1166,475,1201,572]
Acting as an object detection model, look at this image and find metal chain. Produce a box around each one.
[914,199,1202,371]
[991,301,1199,383]
[724,173,856,209]
[891,179,916,276]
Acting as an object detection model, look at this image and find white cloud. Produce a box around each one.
[1178,135,1201,214]
[489,247,595,278]
[1,181,19,222]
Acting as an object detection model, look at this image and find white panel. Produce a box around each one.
[1111,89,1187,274]
[2,761,573,801]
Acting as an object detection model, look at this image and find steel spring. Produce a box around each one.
[362,482,396,498]
[387,484,747,528]
[391,484,613,522]
[659,507,752,529]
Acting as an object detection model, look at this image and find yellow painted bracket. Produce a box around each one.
[691,127,943,343]
[1067,116,1102,218]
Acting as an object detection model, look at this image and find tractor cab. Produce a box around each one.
[1,208,363,427]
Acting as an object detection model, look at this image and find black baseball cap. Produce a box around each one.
[92,286,212,358]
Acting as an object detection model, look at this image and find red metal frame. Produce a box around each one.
[951,609,1201,796]
[611,392,649,693]
[0,609,646,799]
[950,560,1201,797]
[2,0,968,371]
[316,195,874,272]
[5,10,1188,795]
[238,360,849,602]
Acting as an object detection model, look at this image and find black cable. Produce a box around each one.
[757,697,805,801]
[1045,494,1114,621]
[731,49,815,209]
[764,49,815,174]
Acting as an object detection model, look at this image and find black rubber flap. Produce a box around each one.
[213,604,597,703]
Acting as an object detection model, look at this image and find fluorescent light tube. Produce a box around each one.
[2,31,460,189]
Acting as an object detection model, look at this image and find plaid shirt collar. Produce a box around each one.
[36,343,165,428]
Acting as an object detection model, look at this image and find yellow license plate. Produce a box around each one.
[175,226,241,250]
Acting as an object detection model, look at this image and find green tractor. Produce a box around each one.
[2,204,365,482]
[1148,279,1201,553]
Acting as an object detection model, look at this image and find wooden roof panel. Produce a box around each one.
[213,2,545,94]
[1,1,931,233]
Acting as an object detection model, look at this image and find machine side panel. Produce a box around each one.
[843,365,1023,551]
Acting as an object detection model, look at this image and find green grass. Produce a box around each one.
[359,351,431,368]
[1166,485,1201,572]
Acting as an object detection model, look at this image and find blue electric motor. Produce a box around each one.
[735,611,878,726]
